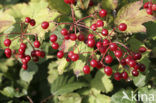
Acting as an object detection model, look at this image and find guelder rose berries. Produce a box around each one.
[99,9,107,17]
[64,0,75,4]
[118,23,127,31]
[143,2,156,15]
[4,39,11,47]
[41,21,49,29]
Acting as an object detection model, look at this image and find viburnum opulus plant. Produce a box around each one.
[1,0,155,81]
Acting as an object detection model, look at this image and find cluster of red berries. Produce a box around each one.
[144,2,156,15]
[64,0,75,4]
[25,17,36,26]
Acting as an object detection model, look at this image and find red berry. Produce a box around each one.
[110,43,118,51]
[121,72,128,80]
[25,17,31,23]
[121,59,126,66]
[5,48,12,58]
[104,66,112,76]
[57,51,64,59]
[88,34,94,40]
[144,2,149,9]
[22,64,28,70]
[89,0,94,6]
[50,34,57,43]
[31,50,36,57]
[103,39,109,46]
[99,46,107,54]
[29,19,36,26]
[133,63,140,70]
[19,54,26,59]
[125,56,132,64]
[18,48,25,55]
[96,42,102,48]
[32,56,39,62]
[41,21,49,29]
[96,62,103,69]
[90,24,97,31]
[118,23,127,31]
[68,51,74,58]
[34,40,40,48]
[133,53,142,60]
[64,35,70,40]
[20,43,27,50]
[146,8,153,15]
[40,51,45,58]
[114,72,121,81]
[87,39,95,48]
[25,55,31,62]
[90,59,98,68]
[64,0,75,4]
[66,58,71,62]
[152,4,156,11]
[52,42,59,49]
[83,65,90,74]
[35,50,42,57]
[70,34,77,41]
[128,60,136,67]
[4,39,11,47]
[139,46,146,53]
[114,50,122,58]
[101,29,108,36]
[132,69,139,77]
[22,58,28,64]
[71,54,79,61]
[78,34,85,41]
[96,20,104,27]
[61,28,68,36]
[105,55,113,64]
[99,9,107,17]
[139,64,146,72]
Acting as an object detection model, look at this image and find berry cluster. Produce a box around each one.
[3,17,46,70]
[144,2,156,15]
[47,0,148,81]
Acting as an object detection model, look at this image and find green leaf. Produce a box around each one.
[0,58,14,72]
[87,94,111,103]
[115,1,156,34]
[133,73,146,87]
[20,61,38,83]
[91,69,113,93]
[77,0,90,9]
[48,0,71,15]
[0,87,15,98]
[128,37,143,51]
[57,58,69,74]
[50,74,88,96]
[102,0,118,10]
[58,93,82,103]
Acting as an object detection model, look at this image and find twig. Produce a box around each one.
[40,94,53,103]
[27,96,33,103]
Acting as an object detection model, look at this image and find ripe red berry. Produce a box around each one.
[90,24,97,31]
[41,21,49,29]
[64,35,70,40]
[61,28,68,36]
[105,55,113,64]
[125,56,132,64]
[146,8,153,15]
[133,63,140,70]
[52,42,59,50]
[128,60,136,67]
[133,53,142,60]
[96,42,102,48]
[99,9,107,17]
[99,46,107,54]
[121,72,128,80]
[68,51,74,58]
[139,64,146,72]
[18,48,25,55]
[104,66,112,76]
[144,2,149,9]
[5,48,12,58]
[34,40,40,48]
[110,43,118,51]
[103,39,109,46]
[114,72,121,81]
[64,0,75,4]
[50,34,57,43]
[118,23,127,31]
[22,64,28,70]
[20,43,27,50]
[4,39,11,47]
[25,17,31,23]
[96,20,104,27]
[70,34,77,41]
[114,50,122,58]
[31,50,36,57]
[96,62,103,69]
[89,0,94,6]
[152,4,156,11]
[90,59,98,68]
[22,58,28,64]
[101,29,108,36]
[139,46,146,53]
[57,51,64,59]
[32,56,39,62]
[40,51,45,58]
[121,59,126,66]
[29,19,36,26]
[66,58,71,62]
[35,50,42,57]
[19,54,26,59]
[132,69,139,77]
[78,34,85,41]
[88,34,94,40]
[87,39,95,48]
[71,54,79,61]
[25,55,31,62]
[83,65,90,74]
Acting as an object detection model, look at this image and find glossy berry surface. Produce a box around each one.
[29,19,36,26]
[90,59,98,67]
[146,8,153,15]
[88,34,94,40]
[25,17,31,23]
[83,65,90,74]
[103,39,109,46]
[87,39,95,48]
[110,43,118,51]
[114,72,121,81]
[105,55,113,64]
[132,70,139,76]
[115,50,122,58]
[4,39,11,47]
[121,72,128,80]
[118,23,127,31]
[101,29,108,36]
[139,46,146,53]
[78,34,85,41]
[61,28,68,36]
[41,21,49,29]
[34,40,40,48]
[50,34,57,43]
[71,54,79,61]
[22,64,28,70]
[96,20,104,27]
[99,9,107,17]
[70,34,77,41]
[90,24,97,31]
[57,51,64,59]
[20,43,27,49]
[52,43,59,49]
[104,66,112,76]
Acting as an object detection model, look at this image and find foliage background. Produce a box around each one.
[0,0,156,103]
